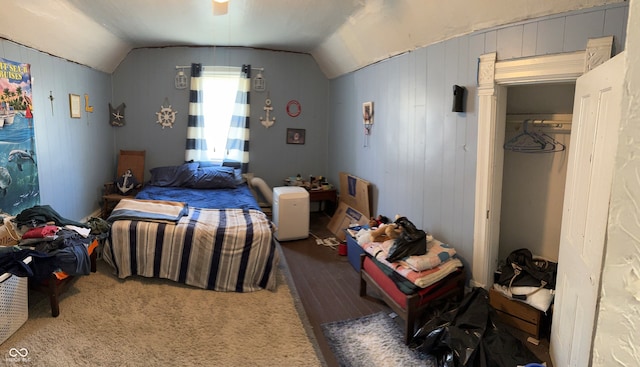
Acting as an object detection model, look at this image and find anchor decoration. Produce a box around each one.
[260,98,275,128]
[116,169,140,195]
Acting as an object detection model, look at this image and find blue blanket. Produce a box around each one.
[135,184,261,211]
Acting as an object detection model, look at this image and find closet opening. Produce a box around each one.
[498,83,575,263]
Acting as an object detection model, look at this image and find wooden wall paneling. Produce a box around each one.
[458,33,486,270]
[497,25,525,60]
[397,55,413,218]
[410,48,428,226]
[30,51,53,204]
[452,35,470,252]
[484,30,498,54]
[401,51,416,221]
[536,17,566,54]
[564,11,606,52]
[423,42,445,236]
[522,23,539,57]
[380,61,400,216]
[327,74,353,185]
[440,38,460,244]
[603,5,628,53]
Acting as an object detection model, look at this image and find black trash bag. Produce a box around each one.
[497,248,557,290]
[411,287,542,367]
[385,216,427,263]
[411,287,489,366]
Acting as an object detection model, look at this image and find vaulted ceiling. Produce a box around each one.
[2,0,623,78]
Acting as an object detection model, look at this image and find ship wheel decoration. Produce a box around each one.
[155,98,177,129]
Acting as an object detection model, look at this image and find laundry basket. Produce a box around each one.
[0,257,30,345]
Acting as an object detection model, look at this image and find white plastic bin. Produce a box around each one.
[0,257,30,345]
[273,187,309,241]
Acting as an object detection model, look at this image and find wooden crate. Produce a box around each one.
[489,287,542,338]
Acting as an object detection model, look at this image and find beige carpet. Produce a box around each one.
[1,259,324,367]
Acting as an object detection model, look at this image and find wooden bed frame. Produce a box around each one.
[359,254,466,344]
[30,240,98,317]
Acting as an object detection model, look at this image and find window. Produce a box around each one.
[201,68,241,163]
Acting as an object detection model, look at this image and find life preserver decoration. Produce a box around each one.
[286,100,301,117]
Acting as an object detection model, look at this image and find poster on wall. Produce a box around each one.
[0,57,39,215]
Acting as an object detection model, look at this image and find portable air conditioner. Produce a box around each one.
[273,186,309,241]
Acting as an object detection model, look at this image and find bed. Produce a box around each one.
[102,163,279,292]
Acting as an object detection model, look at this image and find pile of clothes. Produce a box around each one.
[0,205,110,280]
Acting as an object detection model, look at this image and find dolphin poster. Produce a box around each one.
[0,57,39,215]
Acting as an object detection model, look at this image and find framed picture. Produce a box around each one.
[362,101,373,125]
[286,128,305,145]
[69,94,81,118]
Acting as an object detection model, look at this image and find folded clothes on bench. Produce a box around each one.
[361,239,463,289]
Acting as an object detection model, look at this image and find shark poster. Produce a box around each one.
[0,57,39,215]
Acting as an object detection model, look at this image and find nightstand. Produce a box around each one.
[102,186,127,218]
[308,188,337,214]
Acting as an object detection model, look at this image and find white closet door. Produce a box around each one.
[550,52,625,366]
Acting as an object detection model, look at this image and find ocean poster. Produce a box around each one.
[0,58,39,215]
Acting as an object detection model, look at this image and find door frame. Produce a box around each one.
[471,37,614,288]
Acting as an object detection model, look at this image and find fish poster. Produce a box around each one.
[0,57,39,215]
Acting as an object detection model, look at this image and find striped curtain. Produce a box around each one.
[223,64,251,173]
[185,63,251,172]
[184,63,207,162]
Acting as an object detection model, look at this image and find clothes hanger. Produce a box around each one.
[503,120,565,153]
[536,131,566,152]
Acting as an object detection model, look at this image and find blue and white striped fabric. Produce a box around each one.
[107,198,188,224]
[104,207,278,292]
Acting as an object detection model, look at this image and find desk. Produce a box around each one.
[308,188,337,214]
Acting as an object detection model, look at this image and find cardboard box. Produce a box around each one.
[326,172,372,240]
[338,172,371,218]
[327,202,369,241]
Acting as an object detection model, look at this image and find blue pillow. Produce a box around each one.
[196,161,217,168]
[148,162,198,187]
[185,166,239,189]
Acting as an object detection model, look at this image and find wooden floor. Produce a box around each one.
[279,211,552,367]
[278,212,390,367]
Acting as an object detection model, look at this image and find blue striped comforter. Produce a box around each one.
[103,207,278,292]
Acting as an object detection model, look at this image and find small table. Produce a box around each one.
[308,188,337,214]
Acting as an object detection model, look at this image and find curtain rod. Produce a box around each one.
[175,65,264,71]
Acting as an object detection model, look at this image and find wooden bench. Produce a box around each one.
[359,254,466,344]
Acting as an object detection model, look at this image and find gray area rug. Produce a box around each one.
[322,312,435,367]
[1,260,323,367]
